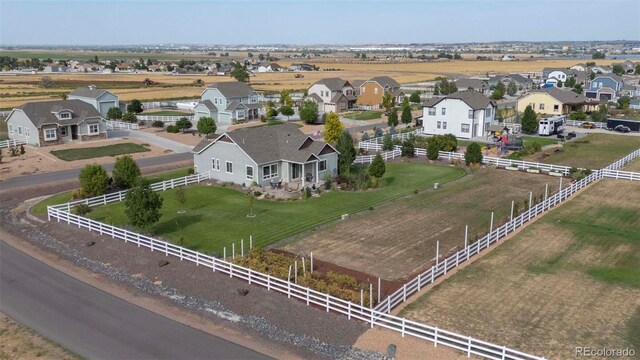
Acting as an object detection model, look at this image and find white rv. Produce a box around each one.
[538,115,566,136]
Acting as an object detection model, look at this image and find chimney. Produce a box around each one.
[88,85,96,90]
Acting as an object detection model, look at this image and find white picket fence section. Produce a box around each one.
[46,206,545,360]
[565,119,607,129]
[604,148,640,170]
[601,169,640,181]
[438,151,573,175]
[106,120,140,130]
[358,129,422,148]
[0,137,27,148]
[137,115,194,122]
[354,149,401,164]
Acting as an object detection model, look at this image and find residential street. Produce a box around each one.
[0,240,271,360]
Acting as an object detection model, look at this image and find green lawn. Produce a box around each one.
[0,117,7,141]
[528,133,640,169]
[31,168,192,215]
[143,111,193,117]
[50,143,150,161]
[521,136,558,148]
[344,110,383,121]
[86,163,466,254]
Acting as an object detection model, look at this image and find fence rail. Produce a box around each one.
[137,115,194,122]
[0,137,27,148]
[106,120,140,130]
[601,169,640,181]
[565,119,607,129]
[354,149,401,164]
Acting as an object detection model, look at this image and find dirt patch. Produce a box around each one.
[281,168,557,280]
[140,127,203,146]
[0,314,80,360]
[400,180,640,360]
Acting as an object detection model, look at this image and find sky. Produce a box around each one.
[1,0,639,46]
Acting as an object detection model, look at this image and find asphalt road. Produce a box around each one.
[0,240,270,360]
[0,152,192,191]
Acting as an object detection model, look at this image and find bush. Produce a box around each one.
[74,203,91,216]
[175,117,193,132]
[368,153,386,178]
[106,107,123,120]
[464,143,483,166]
[152,120,164,128]
[166,124,179,133]
[427,140,440,160]
[361,132,370,141]
[187,168,195,175]
[401,139,415,157]
[569,110,587,121]
[253,190,262,197]
[569,167,592,181]
[71,189,86,199]
[382,133,393,151]
[302,186,312,199]
[324,173,333,190]
[79,164,109,197]
[530,141,542,152]
[112,155,141,189]
[374,127,383,138]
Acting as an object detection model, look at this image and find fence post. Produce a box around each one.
[248,268,251,285]
[465,225,469,261]
[223,247,226,261]
[378,277,381,304]
[232,243,235,259]
[310,252,313,273]
[401,318,405,337]
[369,283,373,309]
[489,212,494,244]
[434,327,438,347]
[529,191,533,211]
[137,233,141,247]
[294,260,298,284]
[360,289,364,307]
[287,266,292,298]
[402,284,407,302]
[249,235,252,251]
[468,336,472,357]
[510,200,514,222]
[436,240,440,268]
[326,294,329,312]
[267,274,270,291]
[559,177,563,192]
[348,302,351,320]
[241,238,244,257]
[387,296,391,313]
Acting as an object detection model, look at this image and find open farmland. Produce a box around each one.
[84,163,465,255]
[527,133,640,169]
[280,166,556,280]
[399,180,640,360]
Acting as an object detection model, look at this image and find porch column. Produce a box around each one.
[315,161,319,185]
[301,163,305,189]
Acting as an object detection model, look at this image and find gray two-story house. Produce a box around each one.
[585,74,624,101]
[194,81,260,125]
[68,85,120,117]
[5,100,107,147]
[192,124,338,189]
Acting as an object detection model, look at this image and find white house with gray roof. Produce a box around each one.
[307,78,356,113]
[421,90,496,139]
[192,124,338,188]
[195,81,260,125]
[68,85,120,117]
[5,100,107,147]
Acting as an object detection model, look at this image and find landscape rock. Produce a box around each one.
[85,241,96,247]
[158,260,170,267]
[237,288,249,296]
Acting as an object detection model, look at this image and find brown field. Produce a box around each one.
[0,58,615,108]
[0,314,80,360]
[399,180,640,360]
[279,166,557,280]
[623,157,640,172]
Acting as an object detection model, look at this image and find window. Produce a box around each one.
[442,122,447,129]
[226,161,233,174]
[485,108,492,117]
[246,166,253,180]
[25,128,29,137]
[8,124,13,134]
[461,124,470,133]
[428,108,436,116]
[539,103,545,110]
[237,110,245,119]
[553,105,560,112]
[211,158,220,171]
[437,121,442,129]
[44,128,56,141]
[318,160,327,171]
[441,107,446,115]
[89,124,99,134]
[59,112,71,119]
[320,90,324,97]
[61,126,68,136]
[468,110,474,119]
[263,164,278,179]
[374,87,378,95]
[18,126,22,135]
[214,98,218,104]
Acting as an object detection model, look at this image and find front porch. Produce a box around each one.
[59,124,79,143]
[264,160,324,193]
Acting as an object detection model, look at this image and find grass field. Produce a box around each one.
[50,143,150,161]
[344,110,383,121]
[522,136,558,148]
[281,166,556,280]
[31,168,193,215]
[623,158,640,172]
[0,314,81,360]
[527,133,640,169]
[0,118,8,140]
[400,180,640,359]
[85,163,466,254]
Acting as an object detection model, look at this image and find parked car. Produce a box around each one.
[614,125,631,133]
[581,122,594,129]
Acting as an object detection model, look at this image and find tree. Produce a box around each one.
[267,107,279,118]
[433,83,440,95]
[635,64,640,75]
[197,116,216,138]
[387,108,398,127]
[323,112,343,143]
[382,133,393,151]
[464,143,483,166]
[427,140,440,160]
[521,105,538,134]
[127,99,143,113]
[381,91,395,112]
[617,96,630,110]
[557,80,563,88]
[491,81,506,99]
[401,96,410,108]
[19,144,25,158]
[175,186,187,209]
[122,112,138,123]
[409,91,421,103]
[336,130,356,175]
[230,62,250,83]
[175,117,193,132]
[106,107,123,120]
[368,153,386,178]
[299,99,319,124]
[39,76,54,88]
[506,80,518,96]
[79,163,109,197]
[93,55,99,63]
[279,105,294,120]
[279,89,294,107]
[400,138,415,157]
[401,105,412,128]
[591,51,606,59]
[565,76,576,88]
[591,104,608,122]
[124,178,163,230]
[612,64,624,75]
[572,83,584,94]
[112,155,141,189]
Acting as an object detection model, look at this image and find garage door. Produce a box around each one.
[99,101,117,117]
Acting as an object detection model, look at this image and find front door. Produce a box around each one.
[71,125,79,140]
[291,163,302,180]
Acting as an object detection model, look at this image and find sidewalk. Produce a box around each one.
[109,130,193,153]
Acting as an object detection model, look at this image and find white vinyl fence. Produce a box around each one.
[0,138,28,148]
[354,149,401,164]
[106,120,140,130]
[137,115,194,122]
[565,119,607,129]
[601,169,640,181]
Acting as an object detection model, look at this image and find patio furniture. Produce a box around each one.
[305,173,313,182]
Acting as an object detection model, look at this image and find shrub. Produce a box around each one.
[73,203,91,216]
[382,133,393,151]
[260,114,267,122]
[79,164,109,197]
[166,124,179,133]
[324,173,333,190]
[187,168,195,175]
[464,143,483,166]
[427,140,440,160]
[432,134,458,152]
[374,127,383,138]
[361,132,370,141]
[253,190,262,197]
[451,158,461,166]
[401,139,415,157]
[122,112,137,123]
[530,141,542,152]
[112,155,141,189]
[106,107,123,120]
[152,120,165,128]
[138,120,146,127]
[368,153,386,178]
[175,117,193,132]
[71,189,86,199]
[302,186,312,199]
[370,176,378,189]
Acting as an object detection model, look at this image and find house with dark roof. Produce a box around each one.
[196,81,260,124]
[306,78,356,113]
[421,90,496,139]
[5,100,107,147]
[488,74,533,92]
[192,123,338,188]
[355,76,404,107]
[516,87,597,115]
[454,78,490,95]
[68,85,120,117]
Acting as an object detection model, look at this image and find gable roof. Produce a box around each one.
[307,93,323,103]
[15,100,103,128]
[528,87,591,104]
[423,90,494,110]
[368,76,400,89]
[455,78,488,90]
[351,79,365,89]
[592,74,623,83]
[206,81,255,98]
[197,99,217,111]
[68,86,113,99]
[312,78,350,91]
[193,123,337,164]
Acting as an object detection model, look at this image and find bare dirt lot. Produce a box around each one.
[399,180,640,360]
[280,166,557,280]
[0,314,80,360]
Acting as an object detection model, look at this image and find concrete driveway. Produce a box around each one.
[109,130,193,153]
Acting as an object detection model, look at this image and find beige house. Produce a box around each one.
[355,76,404,107]
[516,87,597,115]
